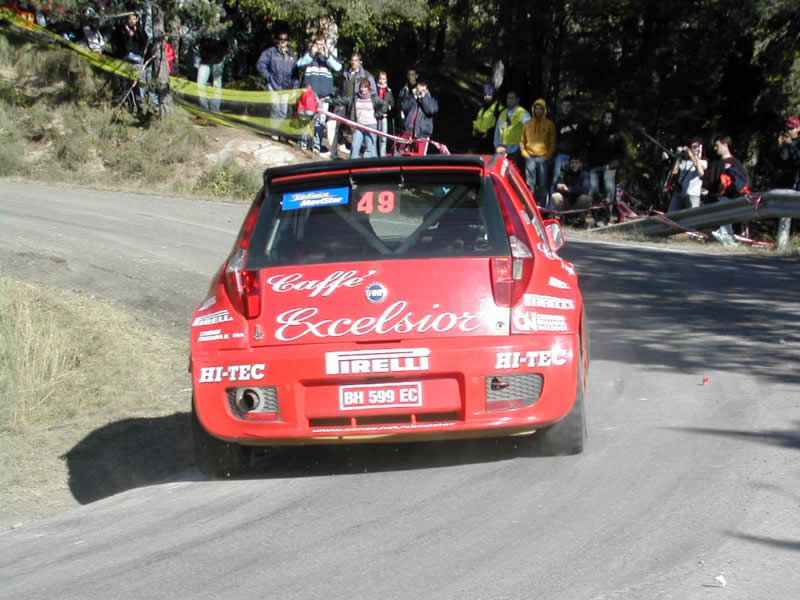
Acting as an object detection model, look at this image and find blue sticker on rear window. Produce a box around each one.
[282,187,350,210]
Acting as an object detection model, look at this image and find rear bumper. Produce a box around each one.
[192,335,581,446]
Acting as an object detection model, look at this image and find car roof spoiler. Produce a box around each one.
[263,155,488,187]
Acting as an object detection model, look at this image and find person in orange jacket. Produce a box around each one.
[521,98,557,207]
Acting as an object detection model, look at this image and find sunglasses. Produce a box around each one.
[278,36,289,41]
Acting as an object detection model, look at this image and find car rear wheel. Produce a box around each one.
[192,400,251,479]
[532,353,586,456]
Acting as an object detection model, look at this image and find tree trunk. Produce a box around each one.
[152,4,173,116]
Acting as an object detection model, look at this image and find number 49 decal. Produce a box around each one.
[357,191,396,214]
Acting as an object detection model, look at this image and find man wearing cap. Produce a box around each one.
[778,116,800,191]
[472,84,501,154]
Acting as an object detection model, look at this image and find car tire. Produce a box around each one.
[532,353,587,456]
[192,400,251,479]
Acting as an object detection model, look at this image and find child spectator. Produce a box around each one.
[343,78,380,158]
[375,71,395,157]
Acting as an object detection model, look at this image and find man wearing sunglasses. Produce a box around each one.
[257,30,299,125]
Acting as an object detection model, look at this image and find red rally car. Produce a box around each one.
[190,155,589,477]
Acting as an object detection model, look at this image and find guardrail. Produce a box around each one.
[591,190,800,248]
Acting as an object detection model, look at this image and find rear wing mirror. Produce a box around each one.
[543,219,565,252]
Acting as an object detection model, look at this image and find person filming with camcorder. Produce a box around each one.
[666,139,707,212]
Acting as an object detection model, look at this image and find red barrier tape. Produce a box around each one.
[320,109,450,156]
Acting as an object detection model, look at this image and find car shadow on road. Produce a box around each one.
[667,421,800,451]
[63,412,195,505]
[63,412,564,503]
[248,435,561,480]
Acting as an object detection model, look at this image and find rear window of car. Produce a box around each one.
[247,172,510,267]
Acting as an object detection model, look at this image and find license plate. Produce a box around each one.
[338,382,423,411]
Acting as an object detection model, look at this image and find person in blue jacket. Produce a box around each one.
[256,30,299,124]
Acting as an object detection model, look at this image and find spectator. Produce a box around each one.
[472,84,501,154]
[82,23,110,54]
[705,134,751,245]
[494,91,530,173]
[319,13,339,58]
[667,139,706,212]
[551,156,592,228]
[588,109,627,226]
[256,29,299,124]
[195,15,231,113]
[495,144,508,157]
[342,78,381,158]
[297,37,342,154]
[330,52,376,157]
[778,116,800,191]
[551,97,585,196]
[401,78,439,155]
[375,71,395,157]
[396,69,418,129]
[520,98,557,207]
[120,12,148,63]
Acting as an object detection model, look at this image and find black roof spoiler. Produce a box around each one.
[263,155,487,186]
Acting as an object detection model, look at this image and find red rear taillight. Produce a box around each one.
[491,176,535,307]
[491,238,533,307]
[221,194,264,319]
[224,261,261,319]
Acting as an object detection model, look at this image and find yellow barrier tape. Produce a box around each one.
[0,7,312,138]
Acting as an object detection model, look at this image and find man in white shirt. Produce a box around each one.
[668,140,707,212]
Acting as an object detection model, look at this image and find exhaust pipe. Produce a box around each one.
[234,388,263,413]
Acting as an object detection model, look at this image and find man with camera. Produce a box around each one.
[401,79,439,155]
[667,139,707,212]
[297,36,342,155]
[778,116,800,191]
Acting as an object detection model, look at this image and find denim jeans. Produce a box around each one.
[267,84,289,122]
[550,153,570,193]
[590,166,617,203]
[197,63,223,113]
[377,117,389,157]
[525,156,551,208]
[351,127,377,158]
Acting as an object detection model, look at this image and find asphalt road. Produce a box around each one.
[1,180,799,600]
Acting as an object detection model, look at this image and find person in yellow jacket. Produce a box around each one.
[494,91,531,172]
[472,84,502,154]
[521,98,557,207]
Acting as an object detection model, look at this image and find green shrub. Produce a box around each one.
[193,161,261,200]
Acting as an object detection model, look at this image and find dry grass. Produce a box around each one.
[0,277,188,527]
[0,31,265,201]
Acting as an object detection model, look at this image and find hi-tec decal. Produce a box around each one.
[513,310,569,332]
[326,348,431,375]
[548,277,571,290]
[267,269,377,298]
[523,294,575,310]
[495,348,569,369]
[276,302,480,341]
[197,364,266,383]
[193,310,233,327]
